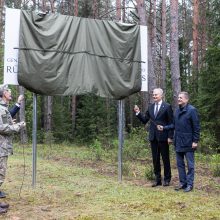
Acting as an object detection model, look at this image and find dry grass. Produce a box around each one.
[0,144,219,220]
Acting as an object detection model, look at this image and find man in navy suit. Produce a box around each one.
[157,91,200,192]
[134,88,173,187]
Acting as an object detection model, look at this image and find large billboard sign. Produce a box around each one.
[4,8,148,91]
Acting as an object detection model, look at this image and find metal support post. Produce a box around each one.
[32,93,37,187]
[118,99,125,182]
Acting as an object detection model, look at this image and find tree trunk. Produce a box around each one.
[161,0,167,94]
[148,0,153,44]
[43,96,53,144]
[129,96,134,129]
[152,0,159,86]
[0,0,5,65]
[192,0,199,69]
[41,0,53,142]
[122,0,133,128]
[42,0,46,12]
[116,0,121,21]
[181,0,188,83]
[44,96,53,132]
[70,0,79,137]
[74,0,78,16]
[200,0,207,69]
[93,0,98,18]
[105,0,109,19]
[71,96,76,136]
[50,0,55,13]
[105,97,111,137]
[122,0,125,22]
[192,0,199,93]
[32,0,37,10]
[170,0,181,109]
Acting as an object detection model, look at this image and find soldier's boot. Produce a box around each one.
[0,202,9,209]
[0,207,7,214]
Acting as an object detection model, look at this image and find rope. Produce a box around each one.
[14,47,145,64]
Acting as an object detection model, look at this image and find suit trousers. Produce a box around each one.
[150,139,171,182]
[176,151,195,187]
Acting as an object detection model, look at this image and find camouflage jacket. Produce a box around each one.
[0,100,22,157]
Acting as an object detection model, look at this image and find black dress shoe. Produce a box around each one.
[184,185,193,192]
[0,191,6,198]
[163,181,170,186]
[0,207,7,214]
[175,185,187,191]
[152,182,162,187]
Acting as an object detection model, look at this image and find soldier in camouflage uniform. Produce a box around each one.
[0,85,26,201]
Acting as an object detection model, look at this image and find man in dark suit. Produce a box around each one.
[134,88,173,187]
[157,91,200,192]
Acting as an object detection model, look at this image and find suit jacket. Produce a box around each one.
[0,100,20,118]
[9,104,21,118]
[164,104,200,152]
[137,101,173,141]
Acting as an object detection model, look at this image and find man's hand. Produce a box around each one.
[17,95,24,104]
[192,142,198,149]
[168,138,173,145]
[19,121,26,128]
[157,125,164,131]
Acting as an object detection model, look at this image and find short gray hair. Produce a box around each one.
[0,84,9,97]
[153,88,163,96]
[179,91,189,100]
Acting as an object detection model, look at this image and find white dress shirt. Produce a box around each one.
[154,100,162,115]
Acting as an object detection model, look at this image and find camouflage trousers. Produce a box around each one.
[0,156,8,187]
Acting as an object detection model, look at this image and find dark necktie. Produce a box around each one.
[155,103,159,117]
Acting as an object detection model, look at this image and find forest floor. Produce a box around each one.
[0,144,220,220]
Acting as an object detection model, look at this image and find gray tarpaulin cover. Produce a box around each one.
[18,11,142,99]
